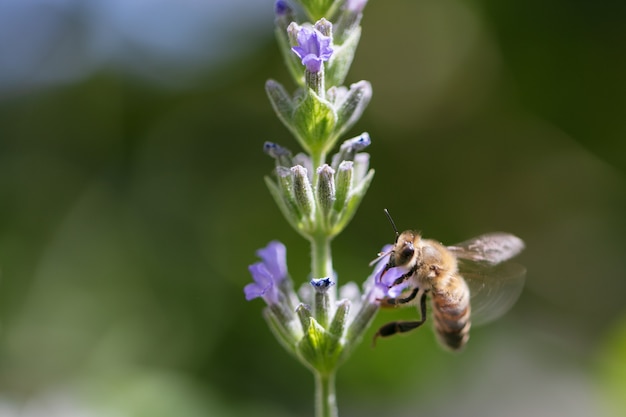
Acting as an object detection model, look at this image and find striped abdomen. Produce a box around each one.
[431,274,471,350]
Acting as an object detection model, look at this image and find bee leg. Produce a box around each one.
[379,287,420,307]
[372,291,428,346]
[389,265,418,287]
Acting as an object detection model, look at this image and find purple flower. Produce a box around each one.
[245,241,288,305]
[291,26,333,73]
[366,245,412,303]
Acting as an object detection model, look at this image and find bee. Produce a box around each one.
[373,210,526,351]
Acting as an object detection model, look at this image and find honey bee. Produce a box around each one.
[373,210,526,351]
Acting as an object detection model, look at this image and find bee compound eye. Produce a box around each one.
[399,242,414,261]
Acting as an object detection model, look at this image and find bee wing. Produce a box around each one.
[448,233,526,326]
[447,232,525,265]
[458,259,526,326]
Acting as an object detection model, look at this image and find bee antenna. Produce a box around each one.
[383,208,400,238]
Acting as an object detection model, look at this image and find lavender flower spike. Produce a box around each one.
[244,241,288,305]
[291,26,333,73]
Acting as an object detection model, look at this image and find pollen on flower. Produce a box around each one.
[291,26,333,73]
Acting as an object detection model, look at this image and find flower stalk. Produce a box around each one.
[245,1,380,416]
[315,370,337,417]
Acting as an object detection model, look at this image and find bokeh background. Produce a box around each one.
[1,0,625,416]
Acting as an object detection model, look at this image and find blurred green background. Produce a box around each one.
[1,0,625,416]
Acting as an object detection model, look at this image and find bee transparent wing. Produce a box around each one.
[447,232,525,265]
[448,233,526,325]
[458,259,526,326]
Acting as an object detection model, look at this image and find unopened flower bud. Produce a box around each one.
[333,161,353,214]
[264,141,293,167]
[316,164,336,218]
[327,299,350,353]
[334,0,368,43]
[274,1,295,31]
[311,277,335,330]
[311,277,335,293]
[314,18,333,38]
[296,303,313,332]
[292,165,315,223]
[334,81,372,138]
[275,166,301,219]
[287,22,300,47]
[331,132,370,168]
[329,299,350,338]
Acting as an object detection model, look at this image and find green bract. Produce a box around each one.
[266,80,372,156]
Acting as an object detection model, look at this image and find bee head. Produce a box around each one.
[390,230,420,267]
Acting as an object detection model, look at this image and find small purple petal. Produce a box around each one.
[245,241,291,305]
[301,55,323,73]
[291,26,333,73]
[246,263,280,304]
[256,240,288,284]
[376,264,411,298]
[369,244,413,299]
[371,245,392,275]
[378,265,408,288]
[366,282,389,304]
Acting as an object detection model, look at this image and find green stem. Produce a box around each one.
[309,146,332,280]
[311,150,326,176]
[314,371,338,417]
[306,68,325,98]
[310,232,332,279]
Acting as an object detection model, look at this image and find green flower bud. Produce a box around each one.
[292,165,316,226]
[311,277,335,328]
[333,160,353,216]
[333,81,372,140]
[314,17,333,37]
[331,133,370,169]
[316,164,336,221]
[264,141,294,168]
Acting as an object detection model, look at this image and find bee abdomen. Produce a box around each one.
[433,306,471,350]
[431,279,471,351]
